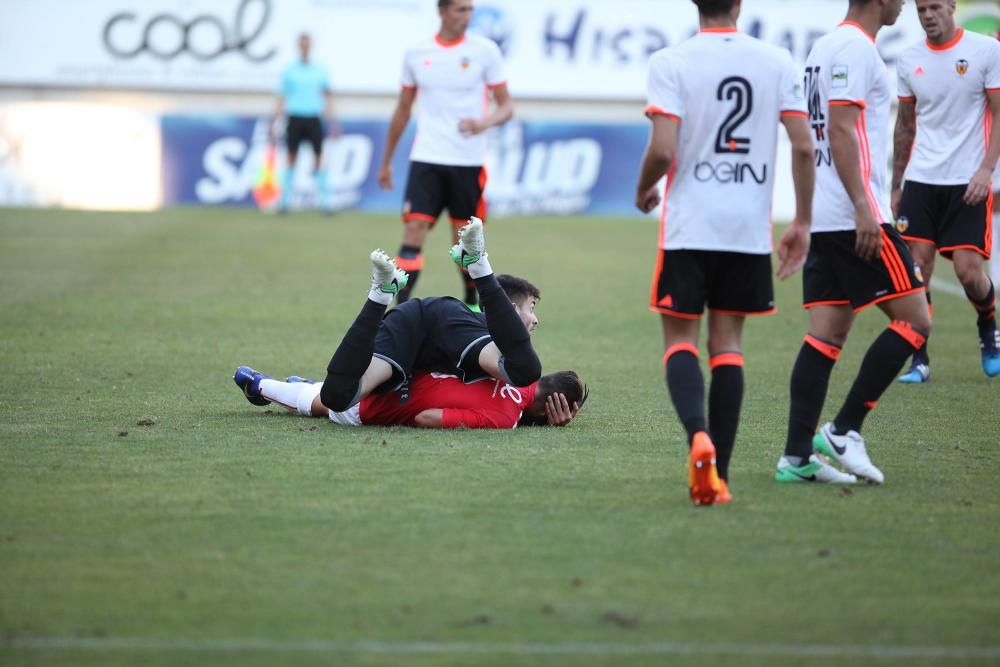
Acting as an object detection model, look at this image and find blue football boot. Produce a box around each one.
[982,329,1000,378]
[234,366,271,406]
[897,362,930,384]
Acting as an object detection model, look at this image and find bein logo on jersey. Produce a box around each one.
[956,59,969,76]
[694,161,767,185]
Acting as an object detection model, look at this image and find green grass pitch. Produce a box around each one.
[1,207,998,666]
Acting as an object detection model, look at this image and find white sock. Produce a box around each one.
[259,379,320,416]
[467,253,493,280]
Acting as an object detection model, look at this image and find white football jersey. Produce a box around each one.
[645,29,806,254]
[897,28,1000,185]
[401,34,506,167]
[805,22,893,233]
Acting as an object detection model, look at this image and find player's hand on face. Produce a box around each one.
[636,186,661,214]
[378,164,393,190]
[963,166,992,205]
[458,118,485,136]
[854,208,882,261]
[545,393,579,427]
[776,219,810,280]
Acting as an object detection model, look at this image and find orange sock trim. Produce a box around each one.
[709,352,744,369]
[864,400,878,410]
[970,299,995,316]
[395,255,424,272]
[889,320,927,350]
[663,342,699,366]
[804,334,842,361]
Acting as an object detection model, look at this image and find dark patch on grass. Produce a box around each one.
[455,613,491,627]
[602,611,639,628]
[817,548,831,557]
[118,431,128,437]
[540,603,555,615]
[839,487,853,496]
[571,577,584,588]
[136,419,155,427]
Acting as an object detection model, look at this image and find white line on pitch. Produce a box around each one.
[4,637,1000,659]
[930,278,966,298]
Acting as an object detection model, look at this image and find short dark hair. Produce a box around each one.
[438,0,452,8]
[692,0,738,17]
[520,370,588,426]
[497,274,541,305]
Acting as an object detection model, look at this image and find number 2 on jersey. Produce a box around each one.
[714,76,753,154]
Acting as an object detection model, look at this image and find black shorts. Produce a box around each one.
[803,225,924,311]
[372,296,492,391]
[649,249,775,318]
[402,161,487,225]
[897,181,993,259]
[286,115,324,157]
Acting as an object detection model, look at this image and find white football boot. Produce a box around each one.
[812,422,884,484]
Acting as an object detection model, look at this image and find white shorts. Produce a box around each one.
[298,381,361,426]
[328,403,361,426]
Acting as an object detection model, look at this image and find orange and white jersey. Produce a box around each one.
[897,28,1000,185]
[645,29,805,254]
[401,34,506,167]
[805,22,893,233]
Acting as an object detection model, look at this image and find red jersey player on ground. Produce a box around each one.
[239,370,585,430]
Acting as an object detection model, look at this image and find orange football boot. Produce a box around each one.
[715,479,732,504]
[688,431,722,506]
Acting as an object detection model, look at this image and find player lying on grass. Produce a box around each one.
[235,368,586,429]
[235,217,586,428]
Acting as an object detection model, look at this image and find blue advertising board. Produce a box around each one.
[161,114,650,217]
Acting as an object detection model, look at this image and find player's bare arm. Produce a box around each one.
[891,98,916,218]
[829,102,882,261]
[413,409,445,427]
[458,83,514,136]
[378,87,417,190]
[635,115,678,213]
[964,89,1000,205]
[777,114,815,279]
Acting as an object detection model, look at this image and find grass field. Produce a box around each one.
[1,207,998,666]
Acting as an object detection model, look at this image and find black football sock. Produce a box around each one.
[395,245,423,304]
[913,292,931,365]
[833,320,928,435]
[461,270,478,305]
[665,345,706,447]
[319,298,385,411]
[784,335,840,460]
[708,355,744,481]
[475,273,540,386]
[969,278,996,339]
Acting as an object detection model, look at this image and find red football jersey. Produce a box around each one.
[359,372,538,429]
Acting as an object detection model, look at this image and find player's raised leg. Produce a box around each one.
[318,250,405,411]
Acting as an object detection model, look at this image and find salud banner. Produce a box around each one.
[160,114,650,217]
[4,0,994,98]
